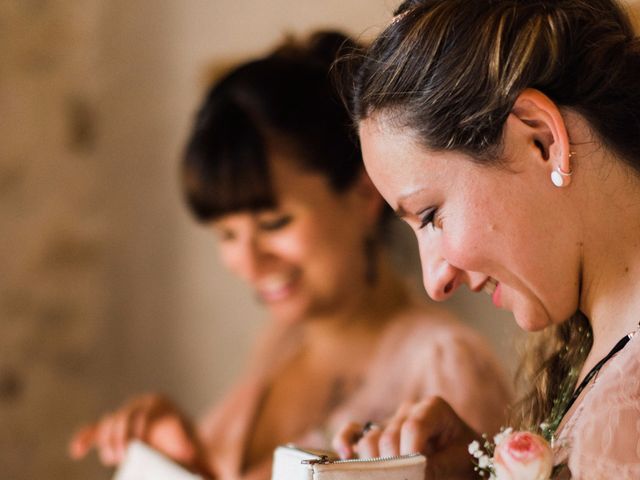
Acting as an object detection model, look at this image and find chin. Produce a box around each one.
[512,306,552,332]
[268,299,312,326]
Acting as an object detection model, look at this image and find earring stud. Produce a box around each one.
[551,151,576,187]
[551,166,572,187]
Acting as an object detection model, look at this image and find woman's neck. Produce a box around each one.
[576,152,640,376]
[301,256,409,354]
[579,263,640,379]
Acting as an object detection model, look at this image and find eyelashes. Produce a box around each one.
[214,213,293,242]
[418,207,438,230]
[257,214,293,231]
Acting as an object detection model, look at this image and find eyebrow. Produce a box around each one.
[394,185,434,219]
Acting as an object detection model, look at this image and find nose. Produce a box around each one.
[418,237,463,301]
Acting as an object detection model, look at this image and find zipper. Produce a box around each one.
[301,453,422,465]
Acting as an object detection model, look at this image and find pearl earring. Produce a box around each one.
[551,166,572,187]
[551,152,575,187]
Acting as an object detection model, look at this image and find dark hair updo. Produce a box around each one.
[350,0,640,171]
[344,0,640,432]
[182,30,363,222]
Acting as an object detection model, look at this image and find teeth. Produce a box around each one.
[258,274,295,294]
[483,278,497,295]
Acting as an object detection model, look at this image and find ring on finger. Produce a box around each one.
[362,421,381,434]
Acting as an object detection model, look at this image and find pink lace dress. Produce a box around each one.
[554,331,640,478]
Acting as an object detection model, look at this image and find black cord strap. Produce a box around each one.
[559,325,638,422]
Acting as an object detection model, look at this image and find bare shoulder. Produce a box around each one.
[380,297,497,362]
[386,295,486,340]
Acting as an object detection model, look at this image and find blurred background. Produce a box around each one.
[1,1,637,479]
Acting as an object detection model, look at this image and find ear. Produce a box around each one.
[509,89,572,182]
[352,170,385,229]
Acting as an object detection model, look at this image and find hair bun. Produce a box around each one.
[272,30,359,70]
[305,30,358,67]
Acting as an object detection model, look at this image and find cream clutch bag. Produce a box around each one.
[113,440,204,480]
[271,444,426,480]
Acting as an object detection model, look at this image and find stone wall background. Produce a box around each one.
[1,1,113,479]
[1,1,637,479]
[0,2,395,478]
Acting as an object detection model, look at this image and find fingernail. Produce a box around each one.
[338,447,351,459]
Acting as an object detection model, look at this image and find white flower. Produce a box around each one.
[479,455,492,469]
[468,440,480,455]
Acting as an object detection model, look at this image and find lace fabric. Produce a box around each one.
[555,333,640,478]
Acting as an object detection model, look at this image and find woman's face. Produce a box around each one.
[211,151,378,325]
[358,115,580,332]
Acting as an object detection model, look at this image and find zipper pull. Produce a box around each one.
[301,455,331,465]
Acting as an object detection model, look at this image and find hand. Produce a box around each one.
[68,393,207,473]
[332,397,480,480]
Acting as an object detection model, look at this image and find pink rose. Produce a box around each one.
[493,431,553,480]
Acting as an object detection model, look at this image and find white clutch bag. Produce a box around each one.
[113,440,204,480]
[271,444,426,480]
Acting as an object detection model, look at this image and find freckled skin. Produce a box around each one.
[358,111,581,332]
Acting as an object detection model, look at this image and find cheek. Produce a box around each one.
[437,218,490,272]
[268,231,310,263]
[217,243,240,273]
[269,217,341,266]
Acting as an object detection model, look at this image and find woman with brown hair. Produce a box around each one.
[333,0,640,478]
[68,30,510,480]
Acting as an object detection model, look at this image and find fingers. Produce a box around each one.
[332,421,362,459]
[398,397,478,479]
[399,396,458,455]
[96,409,138,465]
[132,403,151,439]
[68,424,98,460]
[69,394,175,467]
[112,403,152,463]
[96,413,120,466]
[101,410,130,466]
[379,401,412,457]
[405,396,477,456]
[399,402,433,456]
[111,408,135,463]
[332,401,415,460]
[378,417,403,457]
[101,398,162,465]
[332,396,476,471]
[354,423,382,458]
[148,415,198,465]
[333,422,384,459]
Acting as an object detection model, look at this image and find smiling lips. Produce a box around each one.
[483,277,502,307]
[256,272,300,302]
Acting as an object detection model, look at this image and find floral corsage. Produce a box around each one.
[468,428,554,480]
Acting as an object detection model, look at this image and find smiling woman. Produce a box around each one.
[335,0,640,477]
[68,30,512,480]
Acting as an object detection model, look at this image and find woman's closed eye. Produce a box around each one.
[257,214,293,231]
[418,207,438,229]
